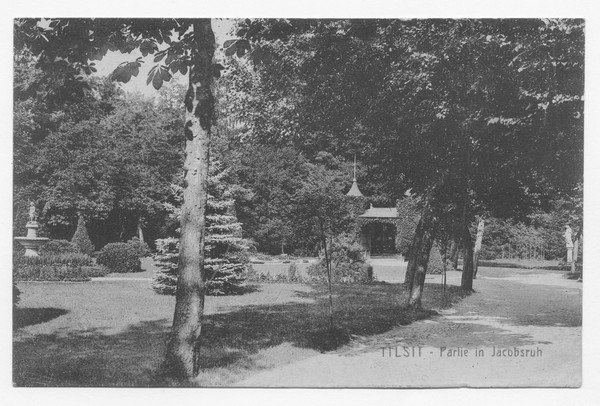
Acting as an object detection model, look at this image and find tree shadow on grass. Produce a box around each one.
[197,283,450,364]
[14,319,172,387]
[14,308,69,329]
[14,283,467,387]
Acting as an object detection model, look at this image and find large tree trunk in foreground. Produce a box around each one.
[472,218,485,279]
[404,199,439,309]
[165,19,215,380]
[461,223,475,291]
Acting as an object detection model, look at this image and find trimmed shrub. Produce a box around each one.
[14,253,93,282]
[71,216,95,255]
[427,245,445,274]
[127,237,151,257]
[307,234,373,284]
[96,243,142,273]
[39,239,81,256]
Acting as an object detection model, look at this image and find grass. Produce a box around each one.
[14,278,468,387]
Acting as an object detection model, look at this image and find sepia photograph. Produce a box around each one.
[7,2,598,402]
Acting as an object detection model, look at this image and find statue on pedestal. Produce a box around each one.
[28,201,37,223]
[564,224,574,264]
[15,201,48,256]
[564,224,574,248]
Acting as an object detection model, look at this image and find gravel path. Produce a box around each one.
[234,267,582,387]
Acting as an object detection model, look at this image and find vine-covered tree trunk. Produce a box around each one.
[165,19,215,380]
[404,198,439,309]
[461,223,475,291]
[472,218,485,279]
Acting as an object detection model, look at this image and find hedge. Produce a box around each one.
[14,253,94,282]
[96,242,142,273]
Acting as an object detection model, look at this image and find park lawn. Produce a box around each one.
[14,278,468,387]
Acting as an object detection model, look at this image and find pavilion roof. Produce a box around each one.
[359,206,398,218]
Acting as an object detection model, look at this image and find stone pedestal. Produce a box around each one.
[15,221,49,257]
[567,247,573,264]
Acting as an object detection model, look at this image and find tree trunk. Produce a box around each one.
[449,236,460,271]
[461,223,475,291]
[472,218,485,279]
[404,197,439,309]
[137,223,144,243]
[165,19,215,380]
[571,228,582,275]
[440,240,448,295]
[320,220,334,330]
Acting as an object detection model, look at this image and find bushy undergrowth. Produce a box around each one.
[14,253,94,282]
[127,237,151,257]
[39,239,81,256]
[307,234,373,284]
[96,243,141,273]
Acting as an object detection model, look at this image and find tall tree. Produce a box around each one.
[15,18,221,380]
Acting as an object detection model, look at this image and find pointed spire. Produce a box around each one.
[347,154,364,197]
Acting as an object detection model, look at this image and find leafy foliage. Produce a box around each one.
[307,234,373,284]
[227,18,584,242]
[96,242,142,273]
[127,237,151,257]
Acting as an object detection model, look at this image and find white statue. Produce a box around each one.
[28,201,37,222]
[563,225,574,248]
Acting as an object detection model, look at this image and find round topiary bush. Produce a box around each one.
[39,239,81,256]
[96,242,142,273]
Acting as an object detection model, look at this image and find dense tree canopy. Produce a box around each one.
[225,19,583,214]
[223,18,584,302]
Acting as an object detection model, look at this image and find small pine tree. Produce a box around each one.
[152,162,249,295]
[71,216,94,255]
